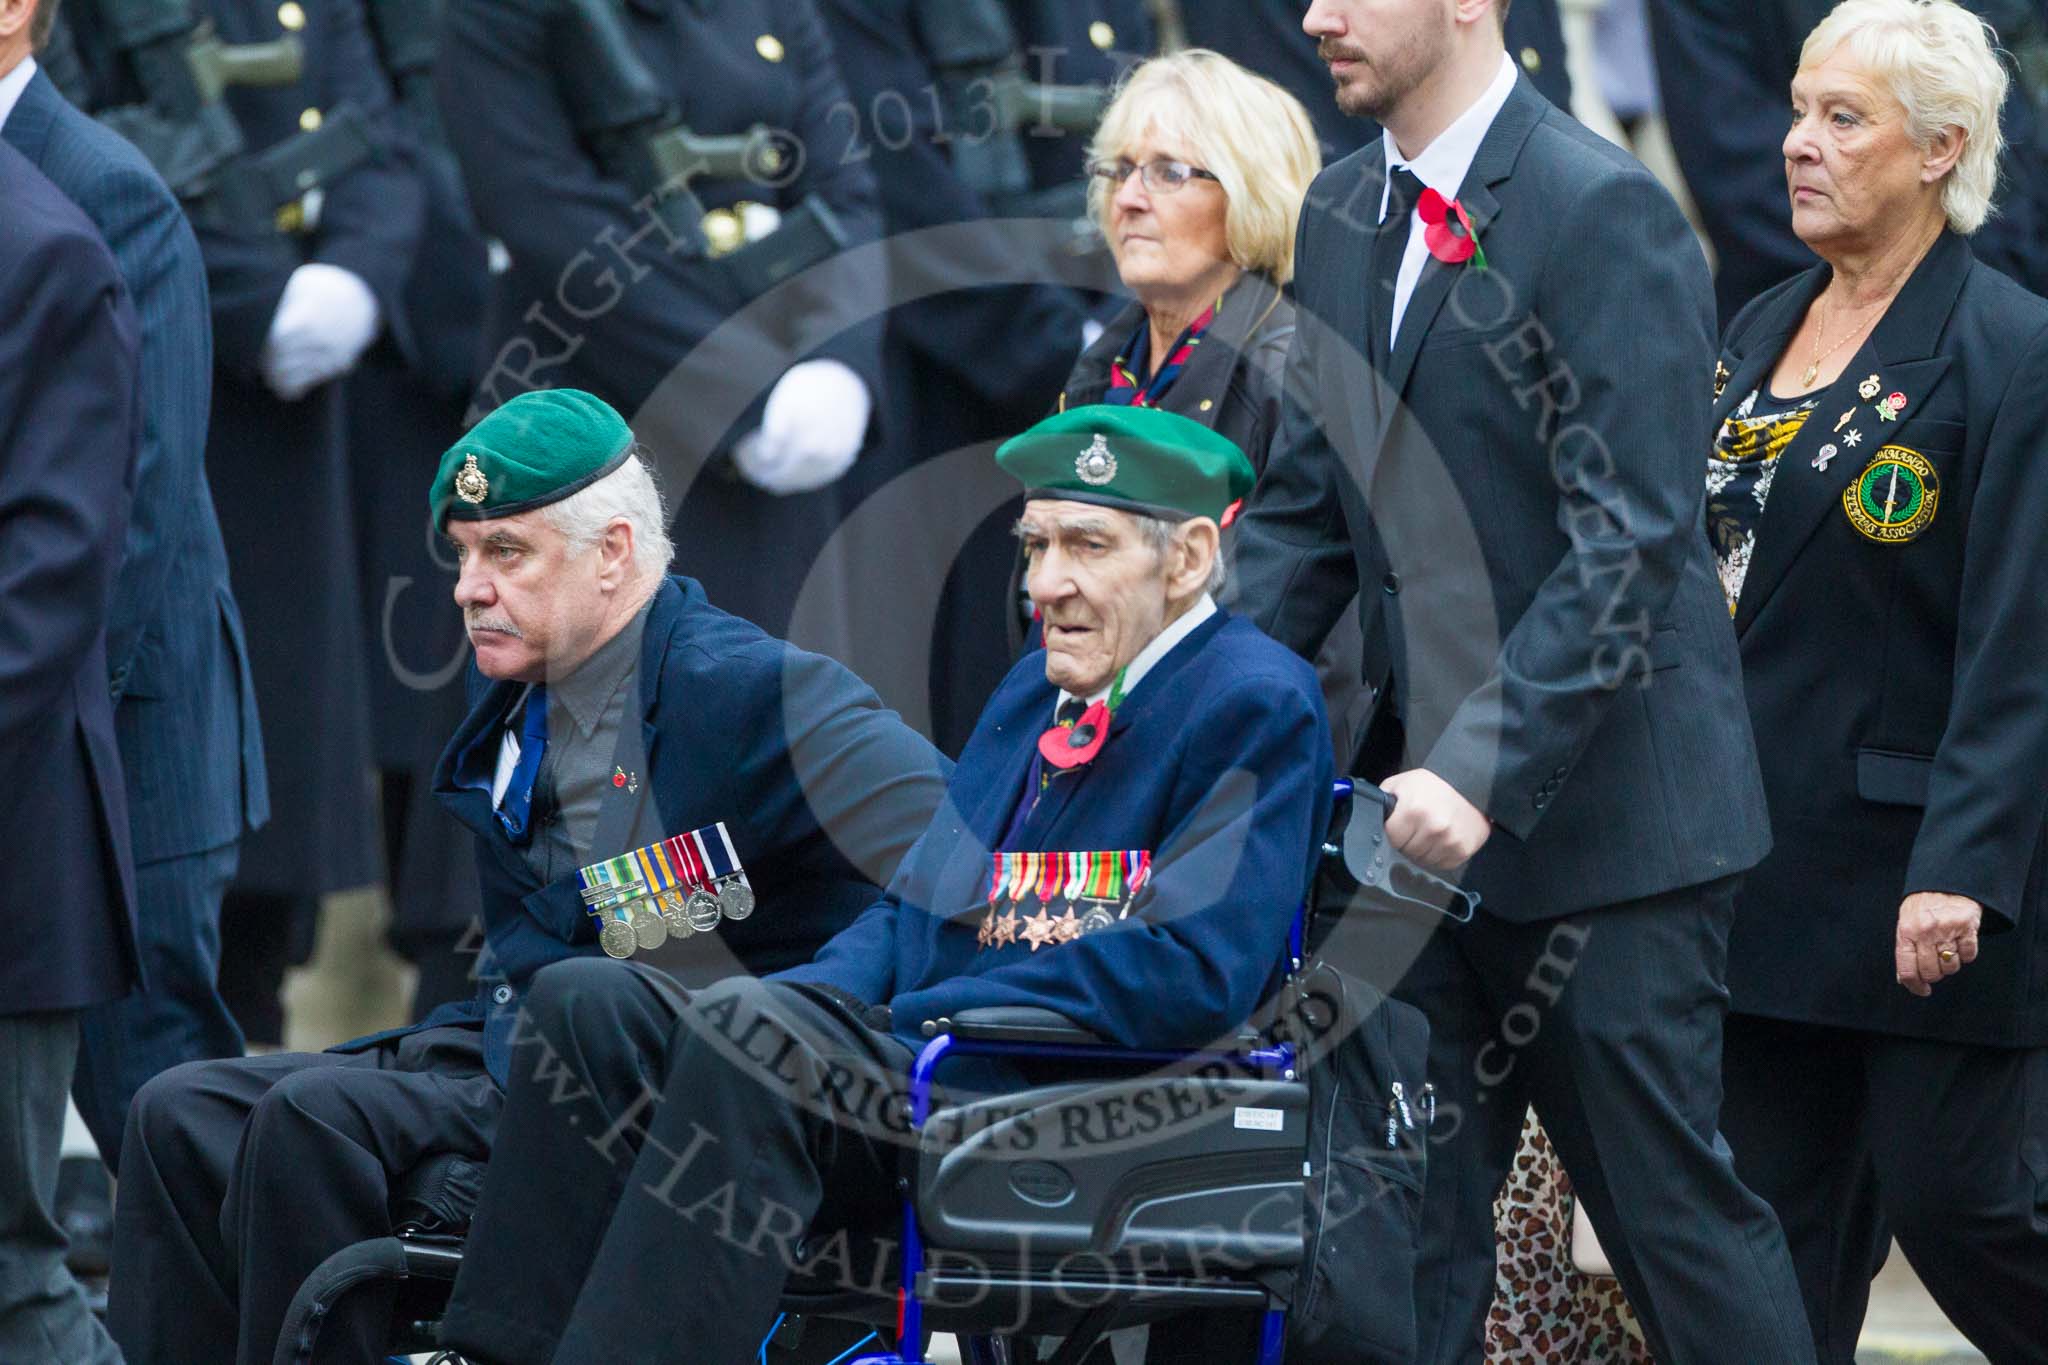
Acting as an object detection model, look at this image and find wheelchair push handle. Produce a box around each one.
[1331,777,1480,924]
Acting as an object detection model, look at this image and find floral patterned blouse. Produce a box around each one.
[1707,387,1822,614]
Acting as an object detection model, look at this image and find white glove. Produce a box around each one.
[732,359,872,496]
[260,263,382,401]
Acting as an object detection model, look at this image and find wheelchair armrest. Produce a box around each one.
[924,1006,1108,1046]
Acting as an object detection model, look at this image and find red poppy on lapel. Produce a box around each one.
[1039,699,1111,770]
[1417,187,1488,270]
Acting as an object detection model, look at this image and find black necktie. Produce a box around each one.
[1372,166,1428,364]
[1055,698,1088,730]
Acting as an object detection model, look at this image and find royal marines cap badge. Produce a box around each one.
[1076,433,1118,486]
[454,453,490,505]
[1842,446,1939,544]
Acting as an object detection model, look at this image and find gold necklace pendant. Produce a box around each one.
[1802,360,1821,387]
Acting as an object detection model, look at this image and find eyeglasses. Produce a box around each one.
[1086,157,1221,193]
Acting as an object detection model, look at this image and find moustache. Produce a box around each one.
[466,613,523,638]
[1318,40,1369,65]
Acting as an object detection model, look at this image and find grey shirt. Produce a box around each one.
[518,600,656,886]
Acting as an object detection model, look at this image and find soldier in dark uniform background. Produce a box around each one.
[812,0,1114,753]
[439,0,886,646]
[203,0,423,1045]
[63,0,430,1044]
[346,0,493,1019]
[1175,0,1573,158]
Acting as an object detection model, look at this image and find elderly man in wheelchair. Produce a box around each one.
[278,406,1446,1365]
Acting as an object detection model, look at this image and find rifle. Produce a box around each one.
[913,0,1114,221]
[63,0,376,234]
[555,0,847,295]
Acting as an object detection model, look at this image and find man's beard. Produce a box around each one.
[1322,22,1449,122]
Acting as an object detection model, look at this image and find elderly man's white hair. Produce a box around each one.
[1134,513,1228,595]
[1800,0,2010,234]
[542,447,674,584]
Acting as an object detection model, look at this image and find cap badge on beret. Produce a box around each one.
[454,454,490,505]
[1076,433,1118,486]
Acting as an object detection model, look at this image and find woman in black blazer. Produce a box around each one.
[1707,4,2048,1360]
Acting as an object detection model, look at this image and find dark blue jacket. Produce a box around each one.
[1716,231,2048,1046]
[779,610,1334,1051]
[441,0,884,443]
[3,69,267,866]
[0,140,142,1012]
[350,576,950,1082]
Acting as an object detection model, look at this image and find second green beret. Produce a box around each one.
[995,405,1255,522]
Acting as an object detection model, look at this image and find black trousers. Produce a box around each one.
[441,960,914,1365]
[107,1023,500,1365]
[1352,879,1815,1365]
[1722,1015,2048,1364]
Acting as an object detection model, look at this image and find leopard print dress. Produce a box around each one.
[1487,1110,1653,1362]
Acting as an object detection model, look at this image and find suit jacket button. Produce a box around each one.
[1552,766,1567,779]
[1533,793,1548,809]
[492,985,513,1005]
[1382,573,1401,595]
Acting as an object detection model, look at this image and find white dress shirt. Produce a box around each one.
[1378,52,1520,346]
[0,57,39,133]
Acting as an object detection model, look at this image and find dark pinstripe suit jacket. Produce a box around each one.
[3,69,268,866]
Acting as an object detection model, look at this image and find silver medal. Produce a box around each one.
[686,888,723,933]
[630,900,668,951]
[717,878,755,921]
[1079,905,1116,935]
[599,917,637,960]
[657,890,697,938]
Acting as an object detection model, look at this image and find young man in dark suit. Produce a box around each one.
[1226,1,1814,1360]
[2,0,268,1191]
[0,131,140,1365]
[109,391,952,1365]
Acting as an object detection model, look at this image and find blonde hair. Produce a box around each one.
[1799,0,2010,233]
[1087,49,1323,284]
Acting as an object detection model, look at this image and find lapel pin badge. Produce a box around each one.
[1858,374,1881,401]
[1813,443,1839,471]
[1876,390,1906,422]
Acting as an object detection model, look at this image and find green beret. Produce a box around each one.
[994,405,1255,522]
[431,388,635,528]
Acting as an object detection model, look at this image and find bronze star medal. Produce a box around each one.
[993,910,1019,947]
[1021,908,1059,952]
[1052,909,1083,944]
[454,453,489,504]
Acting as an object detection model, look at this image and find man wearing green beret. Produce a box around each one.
[434,406,1337,1365]
[108,390,951,1365]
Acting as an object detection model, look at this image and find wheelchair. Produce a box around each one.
[274,781,1469,1365]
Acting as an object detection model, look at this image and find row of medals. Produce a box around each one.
[586,876,755,959]
[979,896,1124,949]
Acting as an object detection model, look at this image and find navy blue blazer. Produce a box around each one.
[1716,232,2048,1046]
[779,610,1335,1052]
[345,576,950,1082]
[1229,75,1772,921]
[440,0,884,442]
[0,140,142,1012]
[3,69,268,865]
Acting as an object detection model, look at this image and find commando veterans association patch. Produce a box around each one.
[1842,446,1939,544]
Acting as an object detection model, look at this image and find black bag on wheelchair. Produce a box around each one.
[1267,961,1431,1365]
